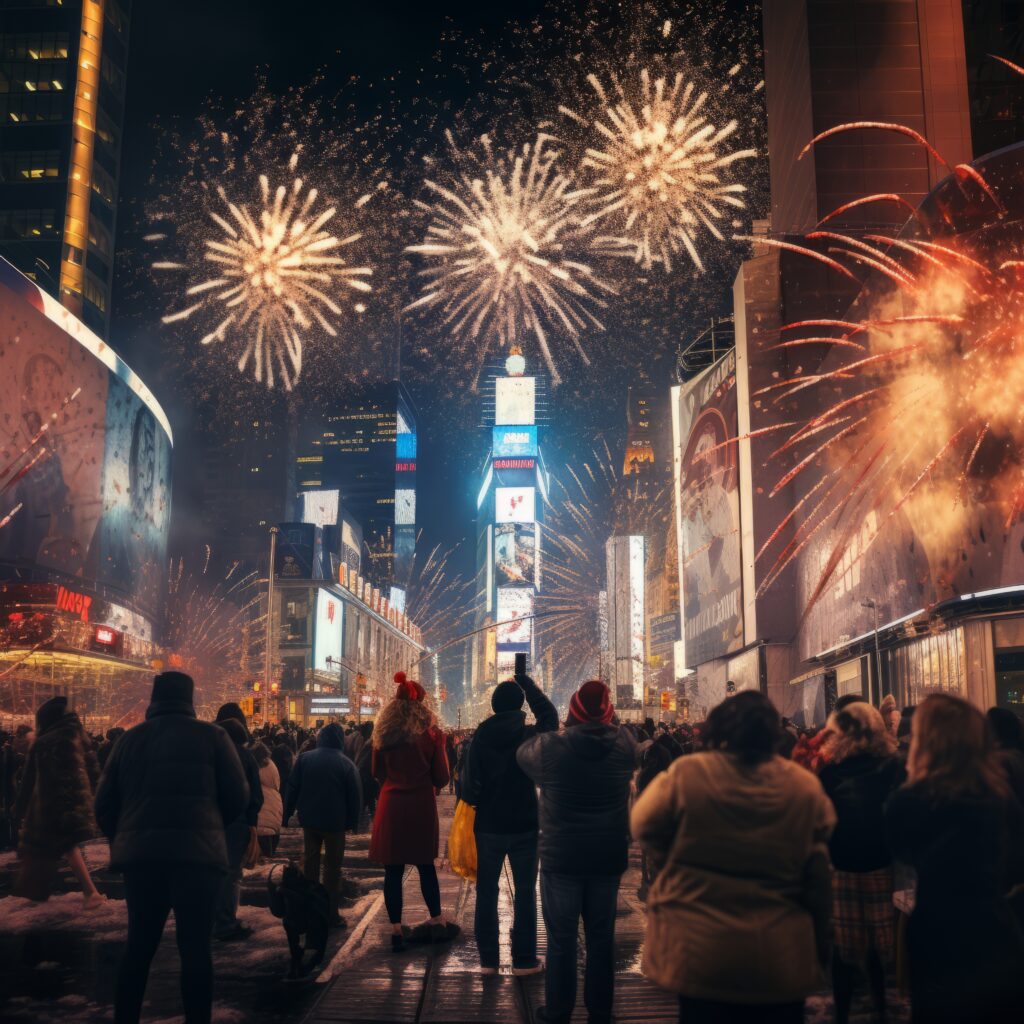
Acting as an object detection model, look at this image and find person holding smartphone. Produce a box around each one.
[464,654,558,975]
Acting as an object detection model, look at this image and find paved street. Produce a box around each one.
[0,795,908,1023]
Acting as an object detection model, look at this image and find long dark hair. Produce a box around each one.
[704,691,782,765]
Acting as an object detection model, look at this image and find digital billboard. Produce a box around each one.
[494,523,536,586]
[673,350,743,667]
[395,489,416,525]
[496,587,533,646]
[495,377,536,425]
[493,426,538,459]
[0,257,172,625]
[313,589,344,672]
[396,408,417,459]
[495,486,535,524]
[301,489,340,530]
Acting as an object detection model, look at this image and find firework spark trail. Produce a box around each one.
[753,116,1024,608]
[558,65,756,272]
[405,132,616,385]
[155,152,373,391]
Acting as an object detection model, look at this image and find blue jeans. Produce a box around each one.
[474,831,539,968]
[540,871,620,1023]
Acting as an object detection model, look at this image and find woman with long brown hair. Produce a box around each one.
[819,701,904,1024]
[369,672,455,952]
[885,694,1024,1023]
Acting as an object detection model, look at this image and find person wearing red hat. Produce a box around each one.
[369,672,456,952]
[517,679,637,1024]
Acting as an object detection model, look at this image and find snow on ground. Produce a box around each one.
[1,892,126,934]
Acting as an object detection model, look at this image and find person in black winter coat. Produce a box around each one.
[464,673,558,973]
[818,701,905,1024]
[284,722,362,926]
[885,694,1024,1024]
[213,704,263,941]
[94,672,248,1024]
[517,680,637,1024]
[271,742,295,822]
[354,721,377,828]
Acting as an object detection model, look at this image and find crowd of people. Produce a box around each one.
[1,671,1023,1024]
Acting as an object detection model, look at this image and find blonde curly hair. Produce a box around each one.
[373,684,438,750]
[823,701,896,762]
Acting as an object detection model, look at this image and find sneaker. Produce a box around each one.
[512,958,544,976]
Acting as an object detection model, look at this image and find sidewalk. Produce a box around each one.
[0,795,908,1023]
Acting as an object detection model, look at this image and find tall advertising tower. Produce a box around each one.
[473,348,549,717]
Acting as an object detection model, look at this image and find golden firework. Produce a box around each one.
[405,133,615,385]
[562,67,756,272]
[155,152,373,391]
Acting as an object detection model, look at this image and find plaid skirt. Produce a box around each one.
[832,866,896,965]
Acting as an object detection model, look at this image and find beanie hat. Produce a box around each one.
[152,671,194,705]
[219,717,248,746]
[492,679,525,713]
[394,671,425,702]
[569,680,614,726]
[36,695,68,733]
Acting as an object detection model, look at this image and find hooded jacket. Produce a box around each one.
[516,721,636,875]
[631,751,835,1002]
[94,698,249,870]
[464,675,558,835]
[284,723,362,833]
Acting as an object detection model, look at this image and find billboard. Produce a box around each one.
[673,350,743,668]
[395,488,416,525]
[313,589,344,672]
[495,377,536,425]
[493,426,538,458]
[496,587,533,646]
[494,522,536,586]
[301,489,340,530]
[0,257,172,625]
[396,408,417,459]
[495,486,535,524]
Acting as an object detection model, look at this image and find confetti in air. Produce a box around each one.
[405,132,617,385]
[561,67,757,272]
[154,151,374,391]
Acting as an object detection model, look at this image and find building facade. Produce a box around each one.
[296,380,417,604]
[0,0,130,338]
[0,255,171,727]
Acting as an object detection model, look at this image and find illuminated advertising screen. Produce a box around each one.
[496,651,518,678]
[495,486,535,524]
[313,589,344,672]
[674,350,743,667]
[0,258,172,624]
[495,377,536,425]
[492,426,538,458]
[395,488,416,525]
[496,587,533,646]
[396,409,417,459]
[301,489,339,530]
[494,522,536,586]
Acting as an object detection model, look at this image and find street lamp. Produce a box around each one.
[861,598,882,703]
[264,526,279,701]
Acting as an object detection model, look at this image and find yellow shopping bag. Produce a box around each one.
[447,800,477,883]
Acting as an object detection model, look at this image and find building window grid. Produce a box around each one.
[0,34,70,61]
[0,207,58,238]
[0,149,60,180]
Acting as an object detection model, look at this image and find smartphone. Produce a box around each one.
[514,652,527,679]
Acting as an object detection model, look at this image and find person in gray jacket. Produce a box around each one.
[516,680,636,1024]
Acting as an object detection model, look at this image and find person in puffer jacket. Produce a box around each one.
[254,742,283,857]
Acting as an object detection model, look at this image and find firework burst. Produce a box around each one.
[561,63,757,272]
[405,132,616,385]
[747,119,1021,613]
[154,151,374,391]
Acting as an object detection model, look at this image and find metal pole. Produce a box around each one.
[265,527,279,696]
[872,605,883,703]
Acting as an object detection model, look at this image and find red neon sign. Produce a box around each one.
[94,626,117,646]
[395,461,416,472]
[494,458,535,470]
[56,586,92,622]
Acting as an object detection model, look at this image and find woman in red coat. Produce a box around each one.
[370,673,454,951]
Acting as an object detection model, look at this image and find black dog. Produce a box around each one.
[268,864,331,979]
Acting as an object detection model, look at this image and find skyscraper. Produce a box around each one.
[473,349,549,713]
[296,380,417,601]
[0,0,130,338]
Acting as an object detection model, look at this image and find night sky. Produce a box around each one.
[110,0,762,594]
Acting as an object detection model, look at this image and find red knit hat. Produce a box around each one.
[394,671,425,702]
[569,679,614,725]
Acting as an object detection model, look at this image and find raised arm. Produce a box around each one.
[520,674,558,734]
